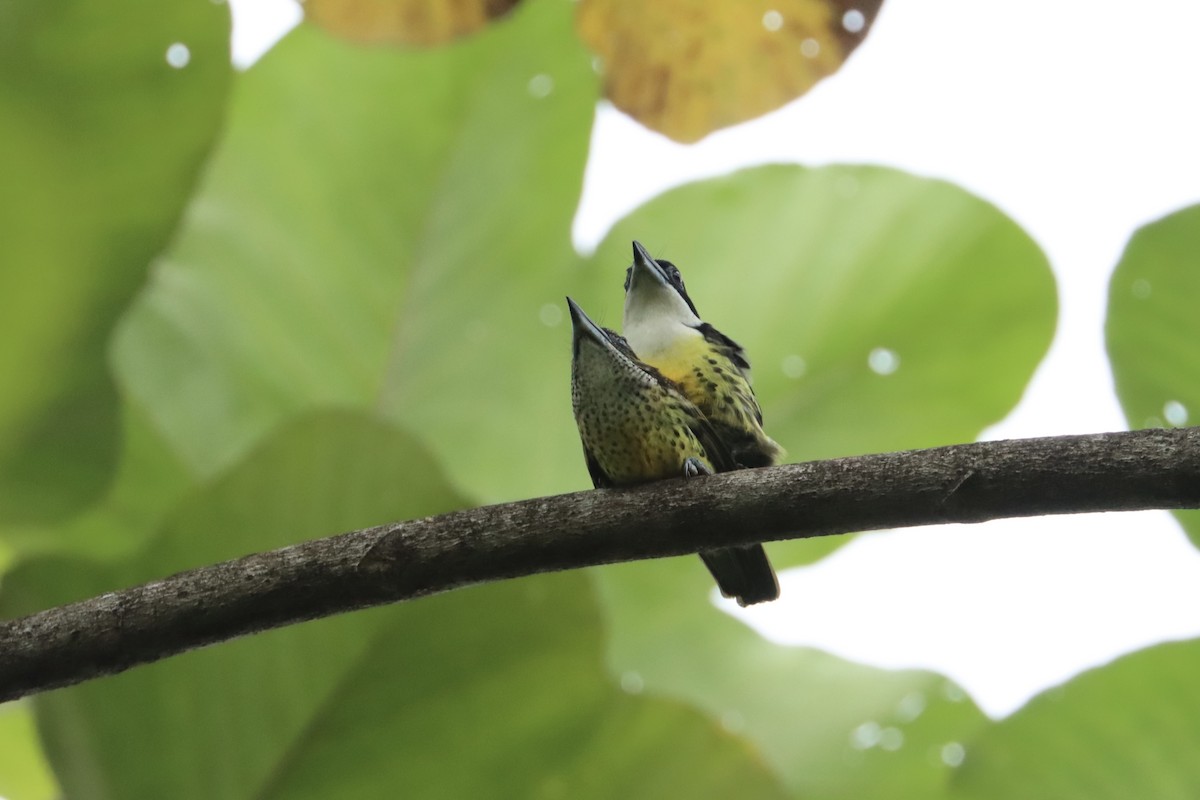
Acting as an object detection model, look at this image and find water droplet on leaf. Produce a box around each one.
[868,347,900,375]
[1164,400,1188,426]
[941,742,966,767]
[528,73,554,98]
[781,354,806,379]
[166,42,191,69]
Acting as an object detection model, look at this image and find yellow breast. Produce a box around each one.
[649,338,754,426]
[637,334,783,466]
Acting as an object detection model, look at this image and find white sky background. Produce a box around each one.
[228,0,1200,718]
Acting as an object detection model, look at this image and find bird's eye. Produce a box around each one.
[658,260,683,285]
[623,266,633,292]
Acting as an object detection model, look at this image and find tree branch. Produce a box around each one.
[3,428,1200,702]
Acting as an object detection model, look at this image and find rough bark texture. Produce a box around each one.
[3,428,1200,702]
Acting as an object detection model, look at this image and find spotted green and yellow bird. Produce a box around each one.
[622,240,784,469]
[568,296,779,606]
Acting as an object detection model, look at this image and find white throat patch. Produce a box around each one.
[623,279,701,359]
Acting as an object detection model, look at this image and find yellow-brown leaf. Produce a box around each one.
[576,0,882,142]
[306,0,522,46]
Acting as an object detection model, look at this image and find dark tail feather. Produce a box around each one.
[699,545,780,607]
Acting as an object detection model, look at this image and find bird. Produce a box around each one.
[622,240,783,470]
[567,296,779,606]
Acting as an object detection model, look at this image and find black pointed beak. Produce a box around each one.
[630,240,671,288]
[567,297,614,354]
[568,297,645,370]
[629,240,700,318]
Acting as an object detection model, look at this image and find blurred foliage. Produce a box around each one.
[594,560,989,797]
[0,0,230,525]
[589,166,1055,473]
[307,0,523,45]
[1106,203,1200,545]
[0,702,56,800]
[6,0,1197,797]
[577,0,882,142]
[949,640,1200,800]
[112,1,596,505]
[304,0,881,142]
[2,402,197,562]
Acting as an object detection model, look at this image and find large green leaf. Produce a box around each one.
[1106,203,1200,543]
[113,0,599,504]
[583,164,1056,568]
[574,164,1050,796]
[949,639,1200,800]
[587,164,1056,467]
[256,577,788,800]
[0,0,231,524]
[2,412,786,799]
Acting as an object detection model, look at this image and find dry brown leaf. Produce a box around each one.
[576,0,882,142]
[306,0,522,46]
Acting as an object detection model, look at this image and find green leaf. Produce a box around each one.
[584,165,1055,568]
[3,400,197,560]
[113,0,598,504]
[257,579,789,800]
[1106,203,1200,542]
[2,412,786,799]
[587,164,1056,468]
[0,0,231,524]
[0,701,57,800]
[949,639,1200,800]
[593,559,989,798]
[575,163,1050,796]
